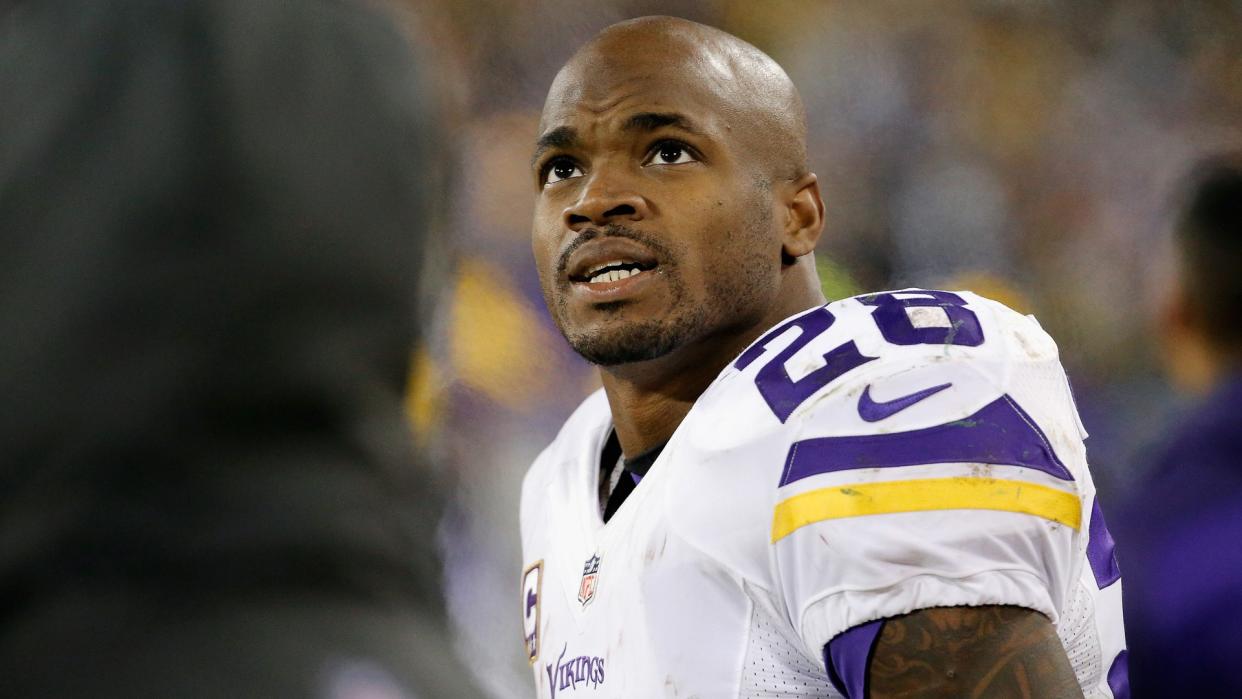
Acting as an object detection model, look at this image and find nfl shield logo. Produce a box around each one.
[577,554,601,607]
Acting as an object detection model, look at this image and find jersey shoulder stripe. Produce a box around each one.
[724,291,1087,545]
[777,394,1074,487]
[771,476,1082,542]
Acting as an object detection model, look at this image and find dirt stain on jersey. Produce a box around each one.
[1012,327,1050,360]
[663,676,686,697]
[644,535,668,563]
[968,463,995,479]
[818,532,839,552]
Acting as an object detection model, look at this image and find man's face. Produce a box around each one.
[530,47,783,366]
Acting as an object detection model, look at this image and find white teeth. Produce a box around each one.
[589,267,641,284]
[586,260,627,277]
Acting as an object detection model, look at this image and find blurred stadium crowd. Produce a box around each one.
[401,1,1242,695]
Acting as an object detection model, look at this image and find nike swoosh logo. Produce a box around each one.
[858,382,952,422]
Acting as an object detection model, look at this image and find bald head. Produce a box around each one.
[542,16,808,182]
[529,16,826,379]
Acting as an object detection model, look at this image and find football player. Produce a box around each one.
[520,16,1126,699]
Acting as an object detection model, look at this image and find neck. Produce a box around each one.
[601,265,825,457]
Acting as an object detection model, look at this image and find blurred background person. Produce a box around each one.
[0,1,482,696]
[1114,157,1242,697]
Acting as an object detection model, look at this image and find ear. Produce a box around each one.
[1161,278,1215,394]
[781,172,824,261]
[1161,283,1192,338]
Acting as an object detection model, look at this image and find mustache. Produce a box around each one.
[555,224,674,278]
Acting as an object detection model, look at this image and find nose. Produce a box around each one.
[563,172,649,231]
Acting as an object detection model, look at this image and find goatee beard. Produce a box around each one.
[562,304,708,366]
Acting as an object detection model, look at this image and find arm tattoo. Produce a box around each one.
[868,605,1083,699]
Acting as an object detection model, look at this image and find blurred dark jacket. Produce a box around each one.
[1114,374,1242,698]
[0,0,478,696]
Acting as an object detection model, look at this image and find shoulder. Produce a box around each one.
[695,288,1083,466]
[662,289,1090,587]
[736,289,1064,402]
[695,291,1092,649]
[520,388,610,526]
[801,290,1084,468]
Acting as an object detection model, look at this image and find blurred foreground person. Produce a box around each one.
[1116,158,1242,697]
[0,1,480,696]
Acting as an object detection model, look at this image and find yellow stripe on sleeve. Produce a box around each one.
[770,477,1081,543]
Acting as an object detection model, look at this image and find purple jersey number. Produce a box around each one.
[735,307,876,423]
[737,291,984,422]
[859,290,984,347]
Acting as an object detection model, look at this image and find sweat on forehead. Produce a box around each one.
[540,16,808,180]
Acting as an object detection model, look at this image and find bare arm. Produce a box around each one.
[868,605,1084,699]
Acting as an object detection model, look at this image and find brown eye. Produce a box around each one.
[657,144,684,163]
[544,158,583,185]
[644,140,697,166]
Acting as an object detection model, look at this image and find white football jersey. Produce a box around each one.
[519,290,1127,699]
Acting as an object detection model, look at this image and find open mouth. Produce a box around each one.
[570,259,658,284]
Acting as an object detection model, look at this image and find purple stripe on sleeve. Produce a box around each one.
[779,395,1074,487]
[1107,649,1130,699]
[823,619,883,699]
[1087,497,1122,589]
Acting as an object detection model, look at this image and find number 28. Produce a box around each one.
[734,290,984,422]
